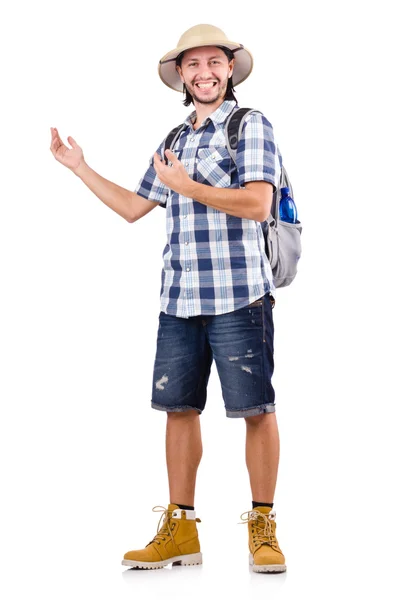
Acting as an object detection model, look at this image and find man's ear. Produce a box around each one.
[228,58,235,78]
[176,65,185,84]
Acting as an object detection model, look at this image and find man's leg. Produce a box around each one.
[122,408,203,568]
[243,411,286,572]
[245,412,280,502]
[166,409,203,506]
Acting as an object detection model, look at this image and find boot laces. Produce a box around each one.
[238,509,279,550]
[145,506,176,548]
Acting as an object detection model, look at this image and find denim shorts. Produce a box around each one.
[151,292,276,418]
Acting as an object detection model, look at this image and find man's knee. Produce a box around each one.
[167,408,200,419]
[245,412,275,426]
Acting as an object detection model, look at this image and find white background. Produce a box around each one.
[1,0,396,598]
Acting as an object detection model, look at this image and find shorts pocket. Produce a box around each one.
[261,300,266,343]
[261,294,275,346]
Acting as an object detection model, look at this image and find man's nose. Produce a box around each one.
[196,66,213,80]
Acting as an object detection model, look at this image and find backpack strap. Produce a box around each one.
[225,107,258,164]
[163,123,186,165]
[158,123,186,209]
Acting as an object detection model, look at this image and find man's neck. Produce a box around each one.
[192,97,226,130]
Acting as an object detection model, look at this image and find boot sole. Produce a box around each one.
[121,552,203,569]
[249,553,286,573]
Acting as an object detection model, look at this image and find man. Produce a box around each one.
[49,23,286,574]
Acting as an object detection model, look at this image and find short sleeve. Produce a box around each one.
[134,138,169,206]
[235,112,281,192]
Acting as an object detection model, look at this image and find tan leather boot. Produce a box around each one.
[239,506,286,573]
[122,504,202,569]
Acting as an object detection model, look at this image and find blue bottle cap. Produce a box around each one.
[280,187,290,195]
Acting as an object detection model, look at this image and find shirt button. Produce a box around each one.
[185,162,189,167]
[186,267,190,272]
[184,214,188,219]
[185,241,189,245]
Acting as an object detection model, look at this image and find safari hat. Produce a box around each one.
[158,24,253,92]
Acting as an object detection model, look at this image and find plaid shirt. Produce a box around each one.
[135,100,282,319]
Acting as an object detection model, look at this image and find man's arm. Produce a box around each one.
[185,179,273,222]
[73,161,160,223]
[153,150,273,221]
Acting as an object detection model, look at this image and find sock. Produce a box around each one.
[252,501,273,509]
[174,503,195,510]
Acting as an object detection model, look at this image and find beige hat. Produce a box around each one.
[158,24,254,92]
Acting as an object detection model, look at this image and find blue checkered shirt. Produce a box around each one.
[135,100,282,319]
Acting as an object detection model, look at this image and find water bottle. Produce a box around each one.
[279,187,298,223]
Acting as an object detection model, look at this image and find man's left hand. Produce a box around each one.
[153,149,192,196]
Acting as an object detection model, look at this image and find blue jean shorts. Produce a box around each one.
[151,293,276,418]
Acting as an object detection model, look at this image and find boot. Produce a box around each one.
[122,504,202,569]
[239,506,286,573]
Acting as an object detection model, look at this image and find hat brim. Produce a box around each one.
[158,41,253,92]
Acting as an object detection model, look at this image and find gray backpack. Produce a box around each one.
[163,107,302,288]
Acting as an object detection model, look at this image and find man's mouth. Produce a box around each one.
[195,81,217,89]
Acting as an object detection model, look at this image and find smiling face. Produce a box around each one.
[176,46,234,106]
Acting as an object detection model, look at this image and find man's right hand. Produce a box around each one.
[48,126,159,223]
[49,127,85,174]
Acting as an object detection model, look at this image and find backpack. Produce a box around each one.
[161,107,302,288]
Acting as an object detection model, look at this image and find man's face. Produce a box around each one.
[176,46,234,105]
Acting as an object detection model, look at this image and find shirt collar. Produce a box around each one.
[184,100,237,130]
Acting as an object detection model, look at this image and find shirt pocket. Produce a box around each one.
[196,146,232,188]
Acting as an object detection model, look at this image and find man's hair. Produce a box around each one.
[175,46,237,107]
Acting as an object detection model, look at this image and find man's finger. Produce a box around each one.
[165,149,178,162]
[153,153,165,172]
